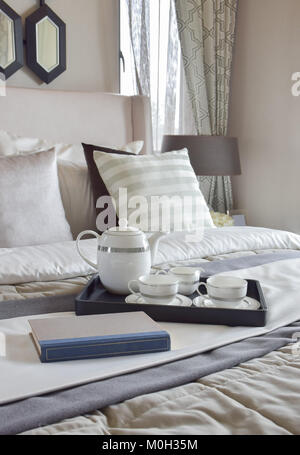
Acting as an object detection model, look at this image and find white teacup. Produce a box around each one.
[128,274,179,305]
[197,276,248,308]
[169,267,200,296]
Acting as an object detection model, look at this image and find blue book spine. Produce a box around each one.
[39,331,171,363]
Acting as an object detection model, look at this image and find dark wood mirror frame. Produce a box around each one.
[0,0,23,79]
[26,3,66,84]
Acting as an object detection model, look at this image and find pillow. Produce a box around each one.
[0,129,85,164]
[83,141,144,230]
[0,130,100,236]
[93,149,215,232]
[57,160,96,238]
[0,150,73,248]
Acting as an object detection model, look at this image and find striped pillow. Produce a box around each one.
[93,149,215,232]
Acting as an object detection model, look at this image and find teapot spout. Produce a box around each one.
[148,232,167,265]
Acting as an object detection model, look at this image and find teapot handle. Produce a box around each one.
[76,230,100,269]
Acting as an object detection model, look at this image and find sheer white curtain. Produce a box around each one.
[121,0,195,151]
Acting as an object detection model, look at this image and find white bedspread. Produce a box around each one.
[1,226,300,434]
[1,227,300,286]
[26,343,298,435]
[155,226,300,265]
[1,255,300,405]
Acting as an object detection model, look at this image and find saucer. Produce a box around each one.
[193,295,260,310]
[125,294,193,307]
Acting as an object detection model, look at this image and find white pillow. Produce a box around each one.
[0,150,73,248]
[0,130,144,163]
[57,160,96,238]
[0,129,85,164]
[93,149,215,232]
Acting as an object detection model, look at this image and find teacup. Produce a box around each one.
[128,274,179,305]
[169,267,200,296]
[197,276,248,308]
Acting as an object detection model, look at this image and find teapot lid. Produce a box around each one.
[106,219,142,237]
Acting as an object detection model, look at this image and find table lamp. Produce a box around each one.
[161,135,241,177]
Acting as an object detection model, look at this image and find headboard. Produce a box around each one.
[0,88,153,237]
[0,88,153,154]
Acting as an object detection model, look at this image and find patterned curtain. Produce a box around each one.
[175,0,238,212]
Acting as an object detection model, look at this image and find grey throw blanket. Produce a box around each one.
[169,250,300,276]
[0,251,300,435]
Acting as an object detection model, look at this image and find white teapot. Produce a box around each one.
[76,225,165,295]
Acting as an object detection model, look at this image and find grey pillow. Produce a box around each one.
[0,149,73,248]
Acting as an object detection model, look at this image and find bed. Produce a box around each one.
[0,88,300,436]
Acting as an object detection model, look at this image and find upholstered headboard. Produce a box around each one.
[0,88,153,154]
[0,88,153,237]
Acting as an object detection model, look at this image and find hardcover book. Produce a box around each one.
[29,312,171,363]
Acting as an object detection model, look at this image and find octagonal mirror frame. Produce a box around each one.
[26,4,66,84]
[0,0,23,79]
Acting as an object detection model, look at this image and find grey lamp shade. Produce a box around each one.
[161,135,241,176]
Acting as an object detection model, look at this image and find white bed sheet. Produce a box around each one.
[1,227,300,405]
[0,227,300,286]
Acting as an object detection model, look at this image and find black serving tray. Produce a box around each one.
[75,275,268,327]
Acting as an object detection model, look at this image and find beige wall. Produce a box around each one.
[229,0,300,233]
[6,0,119,92]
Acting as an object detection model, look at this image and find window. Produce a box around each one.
[120,0,136,96]
[120,0,194,150]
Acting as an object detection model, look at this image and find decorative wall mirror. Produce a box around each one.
[0,0,23,79]
[26,2,66,84]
